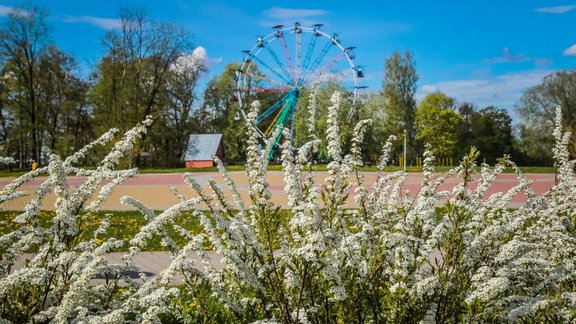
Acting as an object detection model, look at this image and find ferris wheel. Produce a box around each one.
[235,22,363,148]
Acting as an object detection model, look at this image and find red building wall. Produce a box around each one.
[185,160,214,168]
[185,141,224,169]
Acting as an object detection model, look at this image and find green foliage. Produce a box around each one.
[155,48,207,167]
[416,92,462,157]
[90,9,198,167]
[160,283,234,323]
[0,210,204,251]
[356,92,390,163]
[458,103,514,164]
[292,82,357,161]
[471,106,514,164]
[0,5,209,169]
[382,50,419,158]
[515,70,576,161]
[199,63,246,163]
[39,46,94,158]
[0,209,295,252]
[0,5,51,167]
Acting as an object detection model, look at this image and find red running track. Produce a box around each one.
[0,171,557,210]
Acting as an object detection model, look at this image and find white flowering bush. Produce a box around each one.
[0,91,575,323]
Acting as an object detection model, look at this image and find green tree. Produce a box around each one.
[456,102,475,157]
[199,63,239,133]
[382,51,418,159]
[515,125,554,166]
[0,65,14,163]
[292,82,357,161]
[515,70,576,161]
[90,8,192,166]
[198,63,245,163]
[470,106,513,164]
[415,92,462,158]
[153,47,207,167]
[0,5,88,168]
[0,4,49,167]
[356,92,389,164]
[38,46,92,157]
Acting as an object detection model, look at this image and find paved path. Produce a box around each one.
[0,171,556,211]
[4,171,556,281]
[13,251,224,285]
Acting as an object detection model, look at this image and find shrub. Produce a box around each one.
[0,93,575,323]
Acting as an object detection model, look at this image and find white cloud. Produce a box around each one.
[485,47,526,64]
[264,7,329,20]
[63,16,121,30]
[421,85,438,93]
[533,57,554,66]
[0,5,13,16]
[417,70,553,109]
[534,5,576,13]
[171,46,223,75]
[190,46,223,70]
[206,57,223,69]
[191,46,223,70]
[563,44,576,56]
[174,47,207,73]
[484,47,552,66]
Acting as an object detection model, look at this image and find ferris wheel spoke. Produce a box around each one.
[301,33,319,83]
[302,51,346,85]
[257,92,292,124]
[263,110,283,136]
[236,87,292,93]
[263,92,297,136]
[263,45,294,84]
[242,70,288,88]
[248,52,293,85]
[295,24,302,83]
[301,39,333,84]
[305,68,354,86]
[299,24,322,82]
[277,34,297,83]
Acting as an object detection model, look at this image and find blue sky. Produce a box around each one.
[1,0,575,115]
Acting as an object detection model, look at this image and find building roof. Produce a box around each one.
[184,134,223,161]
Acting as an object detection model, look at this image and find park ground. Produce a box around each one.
[4,171,556,281]
[0,171,556,211]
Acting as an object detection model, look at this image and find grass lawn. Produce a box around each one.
[0,210,204,251]
[0,205,525,252]
[0,209,293,252]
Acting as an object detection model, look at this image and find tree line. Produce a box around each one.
[221,50,572,167]
[0,5,208,169]
[376,52,576,167]
[0,4,573,169]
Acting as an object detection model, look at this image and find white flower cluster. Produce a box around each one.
[1,92,576,323]
[171,93,576,322]
[0,116,173,323]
